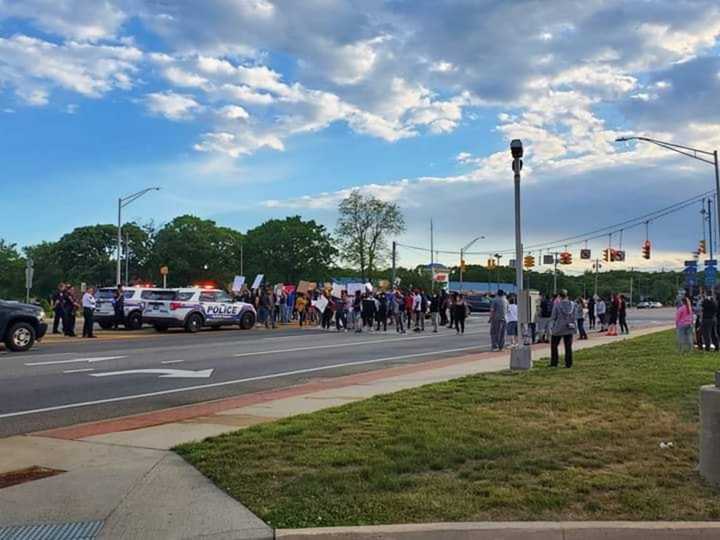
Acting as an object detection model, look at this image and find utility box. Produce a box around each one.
[700,379,720,487]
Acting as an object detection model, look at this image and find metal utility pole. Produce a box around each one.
[25,258,34,304]
[124,233,130,286]
[594,259,601,297]
[430,219,434,292]
[391,241,397,286]
[709,198,714,261]
[616,136,720,254]
[117,187,160,285]
[629,267,634,306]
[459,236,485,291]
[510,139,531,370]
[240,244,244,276]
[494,253,502,293]
[553,253,558,295]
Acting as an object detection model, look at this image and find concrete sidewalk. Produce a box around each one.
[0,325,672,539]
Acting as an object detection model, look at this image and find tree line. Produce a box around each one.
[0,190,685,304]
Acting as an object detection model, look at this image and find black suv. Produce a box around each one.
[0,300,48,352]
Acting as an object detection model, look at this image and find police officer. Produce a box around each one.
[113,285,125,330]
[51,282,66,334]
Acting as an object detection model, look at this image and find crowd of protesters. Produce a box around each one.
[675,287,720,353]
[232,286,472,335]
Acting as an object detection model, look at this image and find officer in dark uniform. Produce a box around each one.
[51,282,66,334]
[63,285,78,337]
[113,285,125,329]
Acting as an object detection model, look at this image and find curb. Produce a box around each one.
[275,521,720,539]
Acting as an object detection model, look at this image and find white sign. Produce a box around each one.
[232,275,246,292]
[433,272,449,283]
[312,295,329,313]
[332,283,346,298]
[251,274,264,289]
[346,283,364,296]
[364,282,373,293]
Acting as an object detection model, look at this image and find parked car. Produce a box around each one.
[94,286,172,330]
[142,287,257,333]
[0,300,48,352]
[465,294,492,313]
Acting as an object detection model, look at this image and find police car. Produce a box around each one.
[142,287,257,333]
[94,287,168,330]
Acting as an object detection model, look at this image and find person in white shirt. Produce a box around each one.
[595,297,607,332]
[506,295,519,346]
[412,289,424,331]
[82,287,97,338]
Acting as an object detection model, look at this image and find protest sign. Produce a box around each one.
[231,275,245,292]
[346,283,364,296]
[312,295,328,313]
[332,283,346,298]
[251,274,264,289]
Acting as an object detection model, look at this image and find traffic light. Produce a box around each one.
[641,240,651,259]
[603,248,611,262]
[613,250,626,262]
[486,258,496,269]
[559,251,572,265]
[460,259,466,272]
[699,240,707,255]
[523,255,535,268]
[580,248,591,259]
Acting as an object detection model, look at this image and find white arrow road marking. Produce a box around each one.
[91,368,214,379]
[234,330,484,358]
[161,359,185,364]
[0,344,485,419]
[25,355,126,367]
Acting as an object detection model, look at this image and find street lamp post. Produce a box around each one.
[616,136,720,250]
[117,187,160,286]
[459,236,485,291]
[510,139,531,370]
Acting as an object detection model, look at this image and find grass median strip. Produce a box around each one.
[176,331,720,528]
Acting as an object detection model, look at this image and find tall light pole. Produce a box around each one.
[459,235,485,291]
[510,139,531,370]
[117,187,160,286]
[616,136,720,247]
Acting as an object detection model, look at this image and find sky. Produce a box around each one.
[2,0,720,274]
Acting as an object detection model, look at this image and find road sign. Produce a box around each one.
[543,254,555,265]
[580,249,591,259]
[706,260,718,267]
[160,265,169,275]
[706,266,717,288]
[685,260,699,267]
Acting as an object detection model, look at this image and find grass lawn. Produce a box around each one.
[176,331,720,528]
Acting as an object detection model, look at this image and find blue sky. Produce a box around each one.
[1,0,720,272]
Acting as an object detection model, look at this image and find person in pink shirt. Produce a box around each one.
[676,295,694,353]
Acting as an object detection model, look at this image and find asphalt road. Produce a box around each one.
[0,309,675,437]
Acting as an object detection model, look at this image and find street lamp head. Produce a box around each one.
[510,139,523,158]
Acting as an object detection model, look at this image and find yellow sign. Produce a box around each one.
[160,266,169,275]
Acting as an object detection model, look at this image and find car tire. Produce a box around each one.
[98,321,113,330]
[185,313,203,333]
[239,311,256,330]
[5,322,36,352]
[125,311,142,330]
[154,325,169,333]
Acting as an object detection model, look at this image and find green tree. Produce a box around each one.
[244,216,336,284]
[151,215,243,286]
[0,240,25,300]
[335,191,405,280]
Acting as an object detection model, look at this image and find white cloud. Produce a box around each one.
[0,34,141,104]
[0,0,127,41]
[144,91,202,121]
[217,104,249,120]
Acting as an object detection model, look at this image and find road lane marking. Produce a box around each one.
[235,331,484,358]
[25,355,127,367]
[161,359,185,364]
[91,368,214,379]
[0,345,486,419]
[63,368,95,374]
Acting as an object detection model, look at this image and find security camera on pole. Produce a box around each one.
[510,139,532,370]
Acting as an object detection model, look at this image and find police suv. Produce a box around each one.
[94,287,170,330]
[142,288,257,333]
